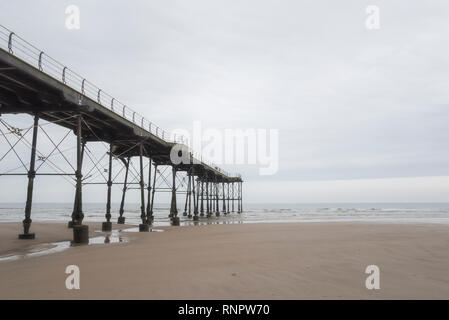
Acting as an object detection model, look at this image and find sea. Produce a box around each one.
[2,202,449,226]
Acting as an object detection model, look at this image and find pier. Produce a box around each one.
[0,25,243,243]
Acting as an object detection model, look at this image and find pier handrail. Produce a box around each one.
[0,24,241,178]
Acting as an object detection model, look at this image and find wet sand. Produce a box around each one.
[0,221,449,299]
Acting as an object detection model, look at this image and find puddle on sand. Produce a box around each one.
[0,230,128,262]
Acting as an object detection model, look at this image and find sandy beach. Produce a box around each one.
[0,221,449,299]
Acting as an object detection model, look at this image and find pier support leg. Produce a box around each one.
[213,182,215,216]
[210,181,214,216]
[222,182,226,214]
[183,173,190,217]
[206,180,210,217]
[227,182,230,214]
[170,165,179,226]
[150,164,157,222]
[73,224,89,244]
[72,114,88,243]
[215,180,220,217]
[138,143,149,232]
[188,173,192,219]
[237,181,240,213]
[187,176,193,218]
[238,181,242,214]
[240,181,243,213]
[102,143,113,232]
[118,157,129,224]
[19,114,39,239]
[69,136,85,228]
[200,180,204,217]
[232,182,235,213]
[146,158,153,224]
[193,175,198,221]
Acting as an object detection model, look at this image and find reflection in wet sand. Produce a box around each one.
[0,230,128,262]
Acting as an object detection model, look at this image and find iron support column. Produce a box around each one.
[237,181,240,213]
[215,180,219,216]
[146,158,153,224]
[69,137,85,228]
[118,157,129,224]
[150,164,157,218]
[188,174,192,218]
[170,165,180,225]
[183,173,190,217]
[193,176,198,220]
[227,182,230,214]
[102,143,113,231]
[138,143,149,231]
[206,180,210,216]
[222,182,226,214]
[240,181,243,213]
[211,181,215,214]
[72,115,88,243]
[238,181,242,213]
[19,114,39,239]
[200,180,204,216]
[232,182,235,212]
[73,115,84,224]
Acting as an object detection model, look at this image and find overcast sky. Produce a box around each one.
[1,1,449,203]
